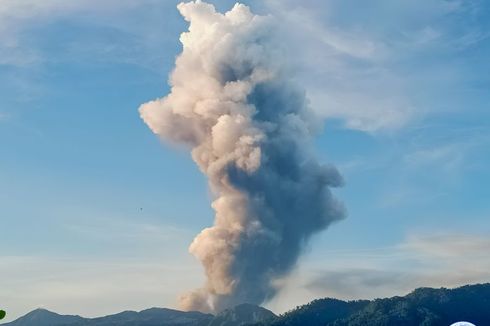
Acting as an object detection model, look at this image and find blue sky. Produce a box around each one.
[1,0,489,322]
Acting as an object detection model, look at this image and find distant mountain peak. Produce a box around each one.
[3,308,85,326]
[25,308,55,314]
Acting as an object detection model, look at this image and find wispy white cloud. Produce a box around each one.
[261,0,486,132]
[0,0,180,68]
[335,124,490,208]
[0,0,86,66]
[63,216,194,244]
[403,142,465,173]
[309,90,415,132]
[264,0,408,132]
[403,232,490,258]
[401,126,490,174]
[1,0,487,134]
[266,230,490,312]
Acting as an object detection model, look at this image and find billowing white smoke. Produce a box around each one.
[139,1,345,313]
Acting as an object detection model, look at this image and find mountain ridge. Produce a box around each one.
[259,283,490,326]
[3,283,489,326]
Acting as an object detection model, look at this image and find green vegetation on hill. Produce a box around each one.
[209,303,277,326]
[259,283,490,326]
[263,298,369,326]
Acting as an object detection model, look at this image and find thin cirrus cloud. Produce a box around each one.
[0,0,183,68]
[264,235,483,312]
[0,0,91,66]
[263,0,488,132]
[3,0,486,133]
[273,231,490,304]
[264,0,411,132]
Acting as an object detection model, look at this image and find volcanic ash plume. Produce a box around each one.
[139,1,345,313]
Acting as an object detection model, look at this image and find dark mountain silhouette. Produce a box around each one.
[0,305,273,326]
[1,308,214,326]
[262,298,370,326]
[2,283,489,326]
[260,283,490,326]
[80,307,214,325]
[1,308,86,326]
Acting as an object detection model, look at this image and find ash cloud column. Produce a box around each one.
[139,1,345,313]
